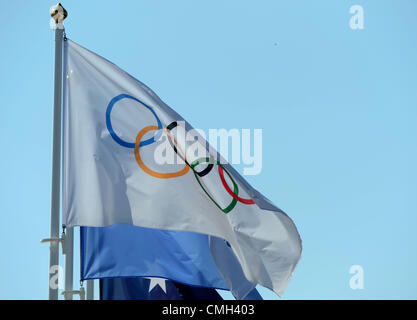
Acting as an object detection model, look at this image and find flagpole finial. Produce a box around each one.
[50,3,68,24]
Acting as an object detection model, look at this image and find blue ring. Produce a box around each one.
[106,94,162,148]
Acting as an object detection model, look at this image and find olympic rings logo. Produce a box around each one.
[105,94,255,213]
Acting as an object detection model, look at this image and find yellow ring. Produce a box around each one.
[134,125,189,179]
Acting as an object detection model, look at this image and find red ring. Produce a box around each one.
[218,166,255,205]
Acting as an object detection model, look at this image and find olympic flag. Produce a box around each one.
[62,39,302,297]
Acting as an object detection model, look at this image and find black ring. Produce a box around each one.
[165,121,214,177]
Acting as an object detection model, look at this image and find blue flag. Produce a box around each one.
[100,277,223,300]
[81,225,264,299]
[80,225,228,290]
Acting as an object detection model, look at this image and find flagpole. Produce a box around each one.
[48,3,67,300]
[64,227,74,300]
[87,280,94,300]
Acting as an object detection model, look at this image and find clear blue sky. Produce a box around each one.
[1,0,416,299]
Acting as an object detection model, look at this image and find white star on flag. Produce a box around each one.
[145,277,167,293]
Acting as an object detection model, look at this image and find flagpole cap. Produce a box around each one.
[50,3,68,24]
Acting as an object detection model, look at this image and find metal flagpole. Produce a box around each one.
[48,3,67,300]
[64,227,74,300]
[87,280,95,300]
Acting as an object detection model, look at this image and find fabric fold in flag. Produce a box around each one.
[63,39,302,297]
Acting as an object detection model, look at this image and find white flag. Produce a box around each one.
[62,39,302,297]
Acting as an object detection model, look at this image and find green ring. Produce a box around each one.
[191,157,238,214]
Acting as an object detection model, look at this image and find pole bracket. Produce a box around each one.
[41,235,66,255]
[61,287,85,300]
